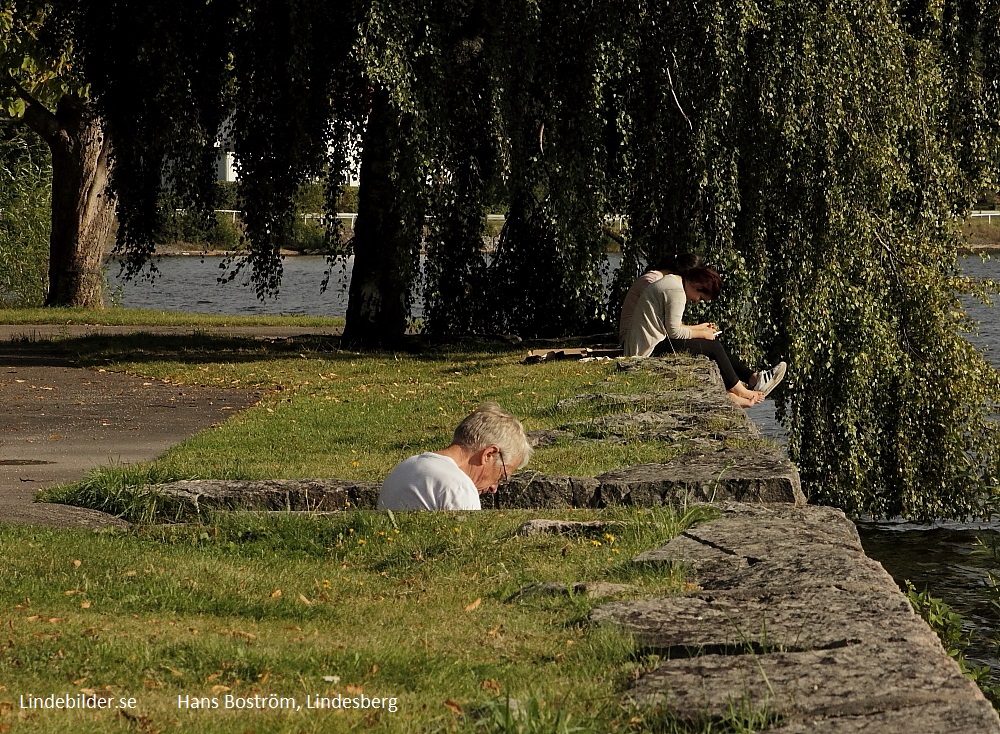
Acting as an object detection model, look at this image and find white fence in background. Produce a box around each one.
[971,210,1000,223]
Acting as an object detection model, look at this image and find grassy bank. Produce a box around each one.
[0,507,715,733]
[1,309,767,732]
[963,215,1000,250]
[0,307,345,329]
[32,328,757,521]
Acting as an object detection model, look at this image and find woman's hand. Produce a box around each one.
[691,323,718,339]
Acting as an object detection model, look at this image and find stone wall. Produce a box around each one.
[592,502,1000,732]
[146,355,803,517]
[141,354,1000,731]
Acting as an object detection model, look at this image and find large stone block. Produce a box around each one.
[623,639,991,725]
[146,478,380,518]
[591,582,928,653]
[767,700,1000,733]
[594,451,804,506]
[483,474,599,509]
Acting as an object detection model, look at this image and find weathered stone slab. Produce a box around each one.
[555,391,686,412]
[484,474,599,509]
[616,355,726,389]
[633,504,888,591]
[600,502,1000,732]
[768,699,1000,733]
[514,519,621,536]
[146,479,380,518]
[505,581,633,603]
[624,639,990,723]
[590,582,927,652]
[595,452,804,506]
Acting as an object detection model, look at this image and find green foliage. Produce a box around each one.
[0,0,88,115]
[67,0,1000,517]
[0,125,49,305]
[605,0,1000,519]
[154,209,240,251]
[905,580,1000,705]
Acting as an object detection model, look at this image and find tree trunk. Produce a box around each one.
[35,95,116,308]
[341,87,423,349]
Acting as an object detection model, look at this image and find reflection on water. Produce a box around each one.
[108,255,356,318]
[857,522,1000,669]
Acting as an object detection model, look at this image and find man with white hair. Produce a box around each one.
[378,402,533,511]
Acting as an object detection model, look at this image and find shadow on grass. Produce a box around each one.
[1,332,541,369]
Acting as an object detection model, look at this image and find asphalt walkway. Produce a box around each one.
[0,325,333,528]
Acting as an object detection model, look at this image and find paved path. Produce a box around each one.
[0,325,336,528]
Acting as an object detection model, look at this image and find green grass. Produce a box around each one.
[0,507,717,733]
[31,332,765,519]
[962,216,1000,247]
[1,309,771,732]
[0,307,344,328]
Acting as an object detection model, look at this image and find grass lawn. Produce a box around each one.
[0,307,345,329]
[2,308,764,733]
[1,507,717,733]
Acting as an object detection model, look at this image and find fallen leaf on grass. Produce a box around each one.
[80,602,91,609]
[464,598,482,612]
[211,685,230,694]
[226,630,257,642]
[298,594,312,606]
[444,699,463,715]
[270,589,282,599]
[480,679,502,692]
[345,685,363,694]
[368,664,379,676]
[72,560,81,568]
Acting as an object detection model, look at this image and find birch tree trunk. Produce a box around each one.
[26,94,116,308]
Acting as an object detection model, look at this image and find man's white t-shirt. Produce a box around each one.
[378,452,481,511]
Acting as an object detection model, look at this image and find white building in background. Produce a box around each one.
[214,143,361,187]
[216,149,239,182]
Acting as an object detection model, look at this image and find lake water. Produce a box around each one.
[109,253,1000,666]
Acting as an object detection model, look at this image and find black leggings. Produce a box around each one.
[651,337,754,390]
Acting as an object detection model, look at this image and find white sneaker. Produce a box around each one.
[755,361,787,397]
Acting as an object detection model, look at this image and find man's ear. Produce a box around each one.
[475,445,501,466]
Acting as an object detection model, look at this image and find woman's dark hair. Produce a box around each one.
[650,252,702,274]
[681,267,722,301]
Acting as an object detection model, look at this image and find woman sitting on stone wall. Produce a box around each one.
[622,264,786,408]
